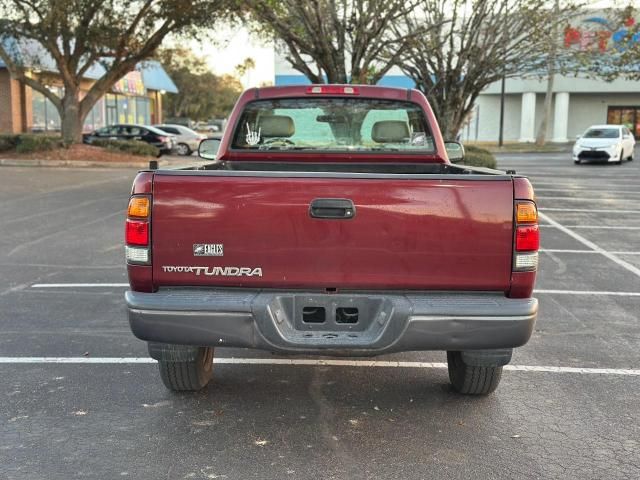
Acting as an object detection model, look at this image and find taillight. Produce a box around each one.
[513,201,539,271]
[125,195,151,264]
[516,203,537,224]
[128,197,149,218]
[125,220,148,245]
[516,225,539,251]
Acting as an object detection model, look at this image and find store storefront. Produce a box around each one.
[607,106,640,137]
[1,59,177,134]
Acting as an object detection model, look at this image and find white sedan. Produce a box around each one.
[573,125,635,164]
[154,124,208,156]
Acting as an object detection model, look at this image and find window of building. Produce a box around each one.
[607,106,640,137]
[98,93,152,126]
[83,98,105,132]
[31,86,63,132]
[136,97,150,125]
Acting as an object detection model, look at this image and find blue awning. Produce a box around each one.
[0,37,177,93]
[139,61,178,93]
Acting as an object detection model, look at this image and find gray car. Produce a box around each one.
[154,124,208,156]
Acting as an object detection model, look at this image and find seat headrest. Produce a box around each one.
[371,120,410,143]
[259,115,295,138]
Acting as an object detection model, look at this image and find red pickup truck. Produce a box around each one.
[125,85,539,395]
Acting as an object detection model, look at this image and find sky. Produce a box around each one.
[188,25,275,89]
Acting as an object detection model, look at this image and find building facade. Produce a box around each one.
[461,76,640,143]
[0,52,177,134]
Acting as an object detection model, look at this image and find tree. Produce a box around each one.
[235,56,256,86]
[395,0,579,140]
[235,57,256,78]
[0,0,230,144]
[245,0,427,84]
[536,0,560,146]
[157,48,243,120]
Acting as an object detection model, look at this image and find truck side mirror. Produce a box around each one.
[198,138,221,160]
[444,141,465,163]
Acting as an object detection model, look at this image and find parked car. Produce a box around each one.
[573,124,635,164]
[83,124,175,155]
[154,124,207,156]
[125,85,539,396]
[164,117,195,129]
[195,119,225,133]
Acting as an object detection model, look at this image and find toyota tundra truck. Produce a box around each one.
[125,85,539,395]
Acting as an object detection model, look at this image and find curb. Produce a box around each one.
[0,158,168,169]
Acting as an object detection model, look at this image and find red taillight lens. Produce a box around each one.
[516,225,539,251]
[126,219,148,246]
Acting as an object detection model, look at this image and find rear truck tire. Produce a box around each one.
[176,143,191,156]
[157,346,214,392]
[447,351,504,395]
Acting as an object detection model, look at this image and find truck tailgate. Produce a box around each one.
[151,172,514,291]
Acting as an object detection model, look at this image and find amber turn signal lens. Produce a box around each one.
[516,202,537,224]
[128,197,149,218]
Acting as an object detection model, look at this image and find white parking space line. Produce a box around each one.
[31,283,129,288]
[536,196,632,201]
[534,188,640,194]
[541,249,640,255]
[539,212,640,278]
[0,357,638,375]
[540,207,640,213]
[539,225,640,230]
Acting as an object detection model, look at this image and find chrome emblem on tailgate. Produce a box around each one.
[193,244,223,256]
[162,265,262,277]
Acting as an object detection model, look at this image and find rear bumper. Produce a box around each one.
[126,289,537,356]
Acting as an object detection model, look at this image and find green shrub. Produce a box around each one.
[0,134,20,152]
[462,145,497,169]
[92,139,159,157]
[15,134,63,154]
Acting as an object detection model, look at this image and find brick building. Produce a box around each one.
[0,40,177,134]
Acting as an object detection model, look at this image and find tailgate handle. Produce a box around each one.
[309,198,356,219]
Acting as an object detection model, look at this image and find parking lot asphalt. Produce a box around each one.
[1,155,639,479]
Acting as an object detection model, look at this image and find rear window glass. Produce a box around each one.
[231,97,434,153]
[583,128,620,138]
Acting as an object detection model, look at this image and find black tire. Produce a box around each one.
[574,159,581,164]
[447,351,503,395]
[158,346,214,391]
[176,143,191,156]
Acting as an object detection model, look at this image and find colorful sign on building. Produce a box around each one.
[112,70,146,96]
[564,16,639,53]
